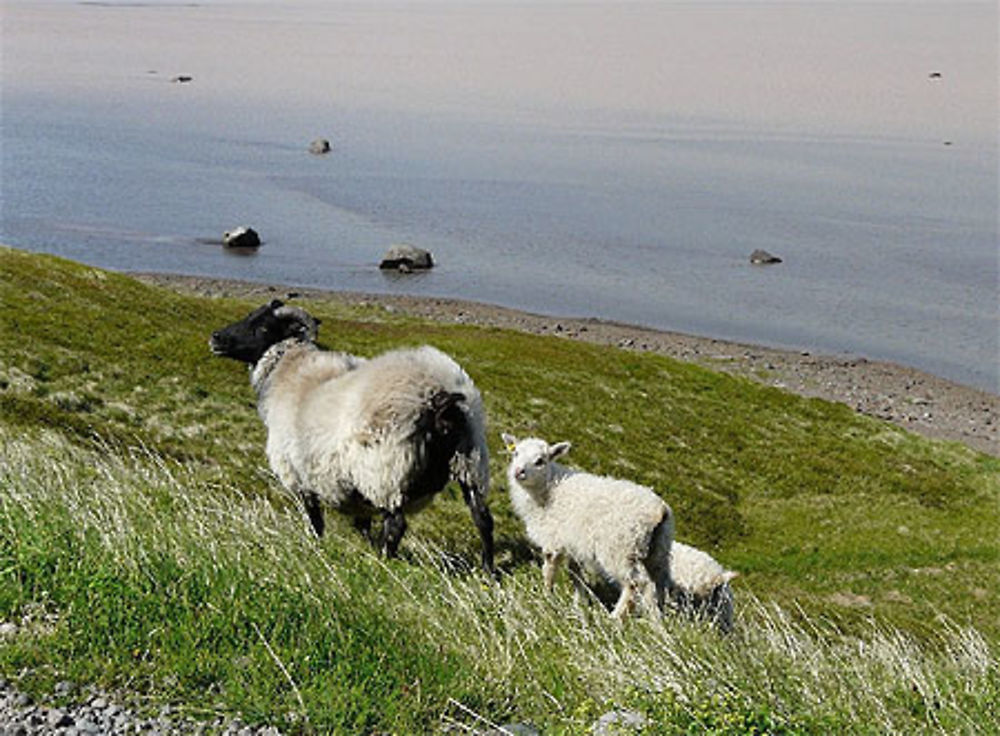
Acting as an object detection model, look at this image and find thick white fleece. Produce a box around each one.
[505,436,673,617]
[511,471,667,583]
[255,341,488,512]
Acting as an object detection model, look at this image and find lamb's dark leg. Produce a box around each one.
[460,480,495,575]
[381,509,407,558]
[567,558,591,603]
[301,490,325,538]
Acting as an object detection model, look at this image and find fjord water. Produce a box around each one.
[2,1,996,391]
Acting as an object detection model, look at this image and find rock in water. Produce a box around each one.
[379,244,434,271]
[749,249,782,265]
[309,138,331,154]
[223,227,261,249]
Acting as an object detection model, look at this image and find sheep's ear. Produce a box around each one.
[500,432,518,452]
[710,571,738,588]
[548,441,571,460]
[274,305,320,341]
[268,299,285,311]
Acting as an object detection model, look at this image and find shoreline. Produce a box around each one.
[133,272,999,458]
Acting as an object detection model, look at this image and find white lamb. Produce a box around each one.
[502,433,674,619]
[670,541,738,633]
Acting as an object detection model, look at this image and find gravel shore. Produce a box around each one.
[135,273,997,457]
[0,677,279,736]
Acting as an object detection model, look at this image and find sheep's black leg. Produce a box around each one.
[352,516,373,545]
[381,510,407,558]
[460,481,495,576]
[302,490,325,538]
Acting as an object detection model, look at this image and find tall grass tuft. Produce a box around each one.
[1,426,996,733]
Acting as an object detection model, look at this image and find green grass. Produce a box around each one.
[1,245,998,733]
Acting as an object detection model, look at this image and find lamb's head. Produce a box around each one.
[502,433,571,495]
[209,299,320,365]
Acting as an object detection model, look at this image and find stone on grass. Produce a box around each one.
[592,709,647,735]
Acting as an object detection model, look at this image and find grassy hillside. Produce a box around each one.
[1,246,997,733]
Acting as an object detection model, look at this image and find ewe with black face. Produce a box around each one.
[210,300,495,573]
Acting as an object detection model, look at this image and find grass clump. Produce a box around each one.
[1,246,998,733]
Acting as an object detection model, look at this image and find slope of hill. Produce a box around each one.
[1,246,997,733]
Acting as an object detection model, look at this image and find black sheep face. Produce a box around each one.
[210,300,319,365]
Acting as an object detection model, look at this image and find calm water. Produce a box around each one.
[2,1,997,391]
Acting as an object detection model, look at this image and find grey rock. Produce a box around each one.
[73,719,101,735]
[47,708,74,728]
[592,709,647,735]
[13,693,32,708]
[308,138,331,155]
[749,248,782,265]
[222,227,261,249]
[379,243,434,271]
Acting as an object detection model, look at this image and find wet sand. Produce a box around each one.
[134,273,998,457]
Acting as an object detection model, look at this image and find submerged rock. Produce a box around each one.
[223,227,261,249]
[749,249,782,265]
[379,244,434,272]
[309,138,332,154]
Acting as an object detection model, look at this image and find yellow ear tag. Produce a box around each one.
[506,443,516,453]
